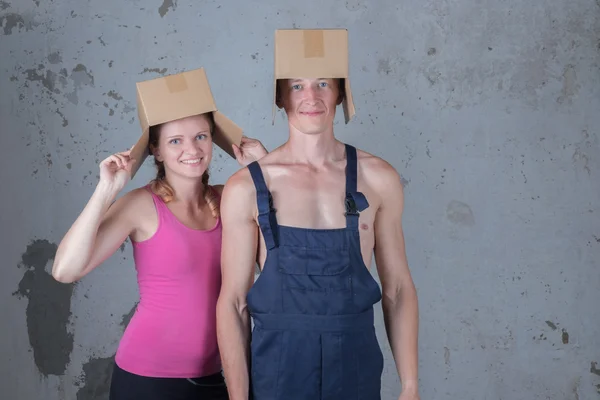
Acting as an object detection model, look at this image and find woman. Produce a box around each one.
[52,112,267,399]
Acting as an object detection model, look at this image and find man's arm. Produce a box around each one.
[216,169,259,400]
[372,162,419,398]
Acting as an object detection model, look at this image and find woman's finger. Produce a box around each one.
[232,143,242,160]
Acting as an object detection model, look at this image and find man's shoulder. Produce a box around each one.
[256,145,286,166]
[224,166,255,194]
[355,147,401,188]
[226,146,287,191]
[220,168,257,219]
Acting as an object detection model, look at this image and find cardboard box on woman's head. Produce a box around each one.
[129,67,243,178]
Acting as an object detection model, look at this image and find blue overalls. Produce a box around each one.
[246,143,384,400]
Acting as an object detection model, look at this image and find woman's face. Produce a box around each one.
[153,113,213,180]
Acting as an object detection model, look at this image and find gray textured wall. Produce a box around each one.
[1,0,599,399]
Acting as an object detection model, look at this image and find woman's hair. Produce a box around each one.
[148,113,220,218]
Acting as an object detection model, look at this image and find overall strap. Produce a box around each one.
[247,161,279,249]
[344,144,369,230]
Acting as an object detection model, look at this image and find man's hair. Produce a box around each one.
[148,112,220,217]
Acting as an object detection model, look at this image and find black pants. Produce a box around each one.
[109,363,229,400]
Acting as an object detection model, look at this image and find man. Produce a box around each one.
[216,29,419,400]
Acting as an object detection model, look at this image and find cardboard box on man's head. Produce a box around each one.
[273,28,355,124]
[129,67,243,178]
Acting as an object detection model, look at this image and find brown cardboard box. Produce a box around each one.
[129,67,243,178]
[273,28,355,124]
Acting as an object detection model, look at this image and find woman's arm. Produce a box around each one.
[52,150,141,283]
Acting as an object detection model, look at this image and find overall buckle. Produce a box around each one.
[344,195,359,216]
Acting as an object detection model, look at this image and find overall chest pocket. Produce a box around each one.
[277,246,351,292]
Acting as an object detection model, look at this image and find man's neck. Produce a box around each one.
[283,125,343,165]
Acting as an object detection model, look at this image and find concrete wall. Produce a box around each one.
[1,0,599,399]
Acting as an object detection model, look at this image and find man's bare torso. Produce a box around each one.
[251,142,386,271]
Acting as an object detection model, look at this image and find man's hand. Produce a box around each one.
[233,136,268,167]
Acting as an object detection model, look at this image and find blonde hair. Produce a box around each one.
[148,113,220,218]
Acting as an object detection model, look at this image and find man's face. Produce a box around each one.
[277,78,343,135]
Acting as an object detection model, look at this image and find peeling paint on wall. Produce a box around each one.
[446,200,475,226]
[12,239,75,377]
[120,302,138,328]
[400,175,410,188]
[16,59,95,107]
[75,356,114,400]
[48,52,62,65]
[557,64,579,105]
[141,67,168,75]
[75,305,139,399]
[561,328,569,344]
[106,90,123,101]
[158,0,177,17]
[0,12,39,35]
[23,68,59,93]
[71,64,95,88]
[545,321,557,330]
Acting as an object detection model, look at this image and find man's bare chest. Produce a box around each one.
[266,172,378,232]
[254,164,380,270]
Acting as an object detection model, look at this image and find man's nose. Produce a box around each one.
[304,87,318,103]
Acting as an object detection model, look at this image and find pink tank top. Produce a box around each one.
[115,186,223,378]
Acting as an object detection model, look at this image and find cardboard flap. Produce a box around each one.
[212,110,244,159]
[129,128,150,179]
[272,28,355,124]
[342,78,355,123]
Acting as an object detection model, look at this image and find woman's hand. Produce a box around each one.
[99,150,135,193]
[232,136,268,167]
